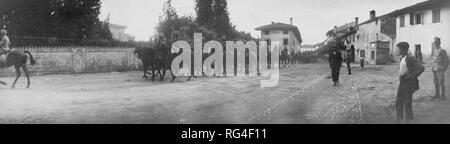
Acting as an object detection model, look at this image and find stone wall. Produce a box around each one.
[0,46,142,77]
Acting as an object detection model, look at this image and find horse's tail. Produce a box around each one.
[24,50,36,65]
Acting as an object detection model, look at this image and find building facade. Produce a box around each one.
[394,0,450,57]
[108,23,136,42]
[255,22,302,53]
[348,10,396,65]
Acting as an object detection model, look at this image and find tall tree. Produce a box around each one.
[195,0,213,28]
[0,0,112,40]
[211,0,233,39]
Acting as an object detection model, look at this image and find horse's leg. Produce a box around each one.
[160,66,167,82]
[143,64,149,79]
[169,67,176,82]
[151,65,156,81]
[22,65,31,88]
[11,65,21,89]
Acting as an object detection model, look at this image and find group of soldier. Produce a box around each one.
[327,36,449,124]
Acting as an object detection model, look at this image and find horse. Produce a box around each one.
[155,44,177,82]
[280,48,289,68]
[134,46,162,81]
[0,50,36,89]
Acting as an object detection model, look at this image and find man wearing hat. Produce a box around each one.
[0,29,10,55]
[396,42,424,124]
[328,39,344,86]
[431,37,449,101]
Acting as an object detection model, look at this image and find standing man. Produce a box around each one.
[395,42,425,123]
[415,48,423,63]
[329,40,343,86]
[0,29,10,55]
[431,37,449,101]
[396,42,424,124]
[0,29,10,69]
[345,42,353,75]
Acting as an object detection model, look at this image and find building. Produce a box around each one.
[108,23,136,42]
[103,14,135,42]
[255,19,303,53]
[347,10,396,65]
[393,0,450,57]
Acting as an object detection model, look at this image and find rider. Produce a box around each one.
[0,29,11,56]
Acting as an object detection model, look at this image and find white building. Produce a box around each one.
[255,21,303,53]
[347,10,396,65]
[108,23,136,42]
[394,0,450,57]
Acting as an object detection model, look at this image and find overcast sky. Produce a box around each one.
[99,0,427,44]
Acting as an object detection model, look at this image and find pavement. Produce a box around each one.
[0,61,449,124]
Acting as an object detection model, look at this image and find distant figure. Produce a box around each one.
[396,42,424,124]
[0,29,10,55]
[345,44,353,75]
[360,57,365,69]
[0,29,11,68]
[328,41,343,86]
[415,49,423,63]
[431,37,449,101]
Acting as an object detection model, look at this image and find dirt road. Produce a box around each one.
[2,62,449,124]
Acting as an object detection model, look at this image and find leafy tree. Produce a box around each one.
[0,0,112,40]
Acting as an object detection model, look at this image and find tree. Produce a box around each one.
[195,0,213,28]
[0,0,112,40]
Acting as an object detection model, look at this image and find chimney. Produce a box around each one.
[333,26,338,33]
[370,10,376,19]
[355,17,359,25]
[290,17,293,25]
[271,21,275,24]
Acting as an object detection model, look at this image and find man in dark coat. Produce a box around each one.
[396,42,425,124]
[328,41,343,86]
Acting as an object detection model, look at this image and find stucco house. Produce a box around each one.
[392,0,450,58]
[108,23,136,42]
[255,21,303,53]
[346,10,396,65]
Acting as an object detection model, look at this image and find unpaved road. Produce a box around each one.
[1,62,349,124]
[3,62,447,124]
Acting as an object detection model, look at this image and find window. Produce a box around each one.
[283,30,289,34]
[433,9,441,23]
[264,30,270,35]
[410,13,415,25]
[283,39,289,45]
[400,15,405,27]
[415,13,422,24]
[266,39,271,46]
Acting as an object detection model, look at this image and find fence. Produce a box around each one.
[0,46,143,77]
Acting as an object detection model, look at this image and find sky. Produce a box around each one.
[99,0,427,44]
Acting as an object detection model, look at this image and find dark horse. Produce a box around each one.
[0,50,36,88]
[134,46,162,81]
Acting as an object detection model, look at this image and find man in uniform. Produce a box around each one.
[0,29,10,55]
[0,29,11,68]
[328,39,343,86]
[431,37,449,101]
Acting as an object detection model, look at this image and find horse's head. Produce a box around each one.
[134,47,144,59]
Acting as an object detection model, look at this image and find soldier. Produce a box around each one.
[328,40,343,86]
[396,42,424,124]
[0,29,10,55]
[431,37,449,101]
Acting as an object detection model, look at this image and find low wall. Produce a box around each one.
[0,46,142,77]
